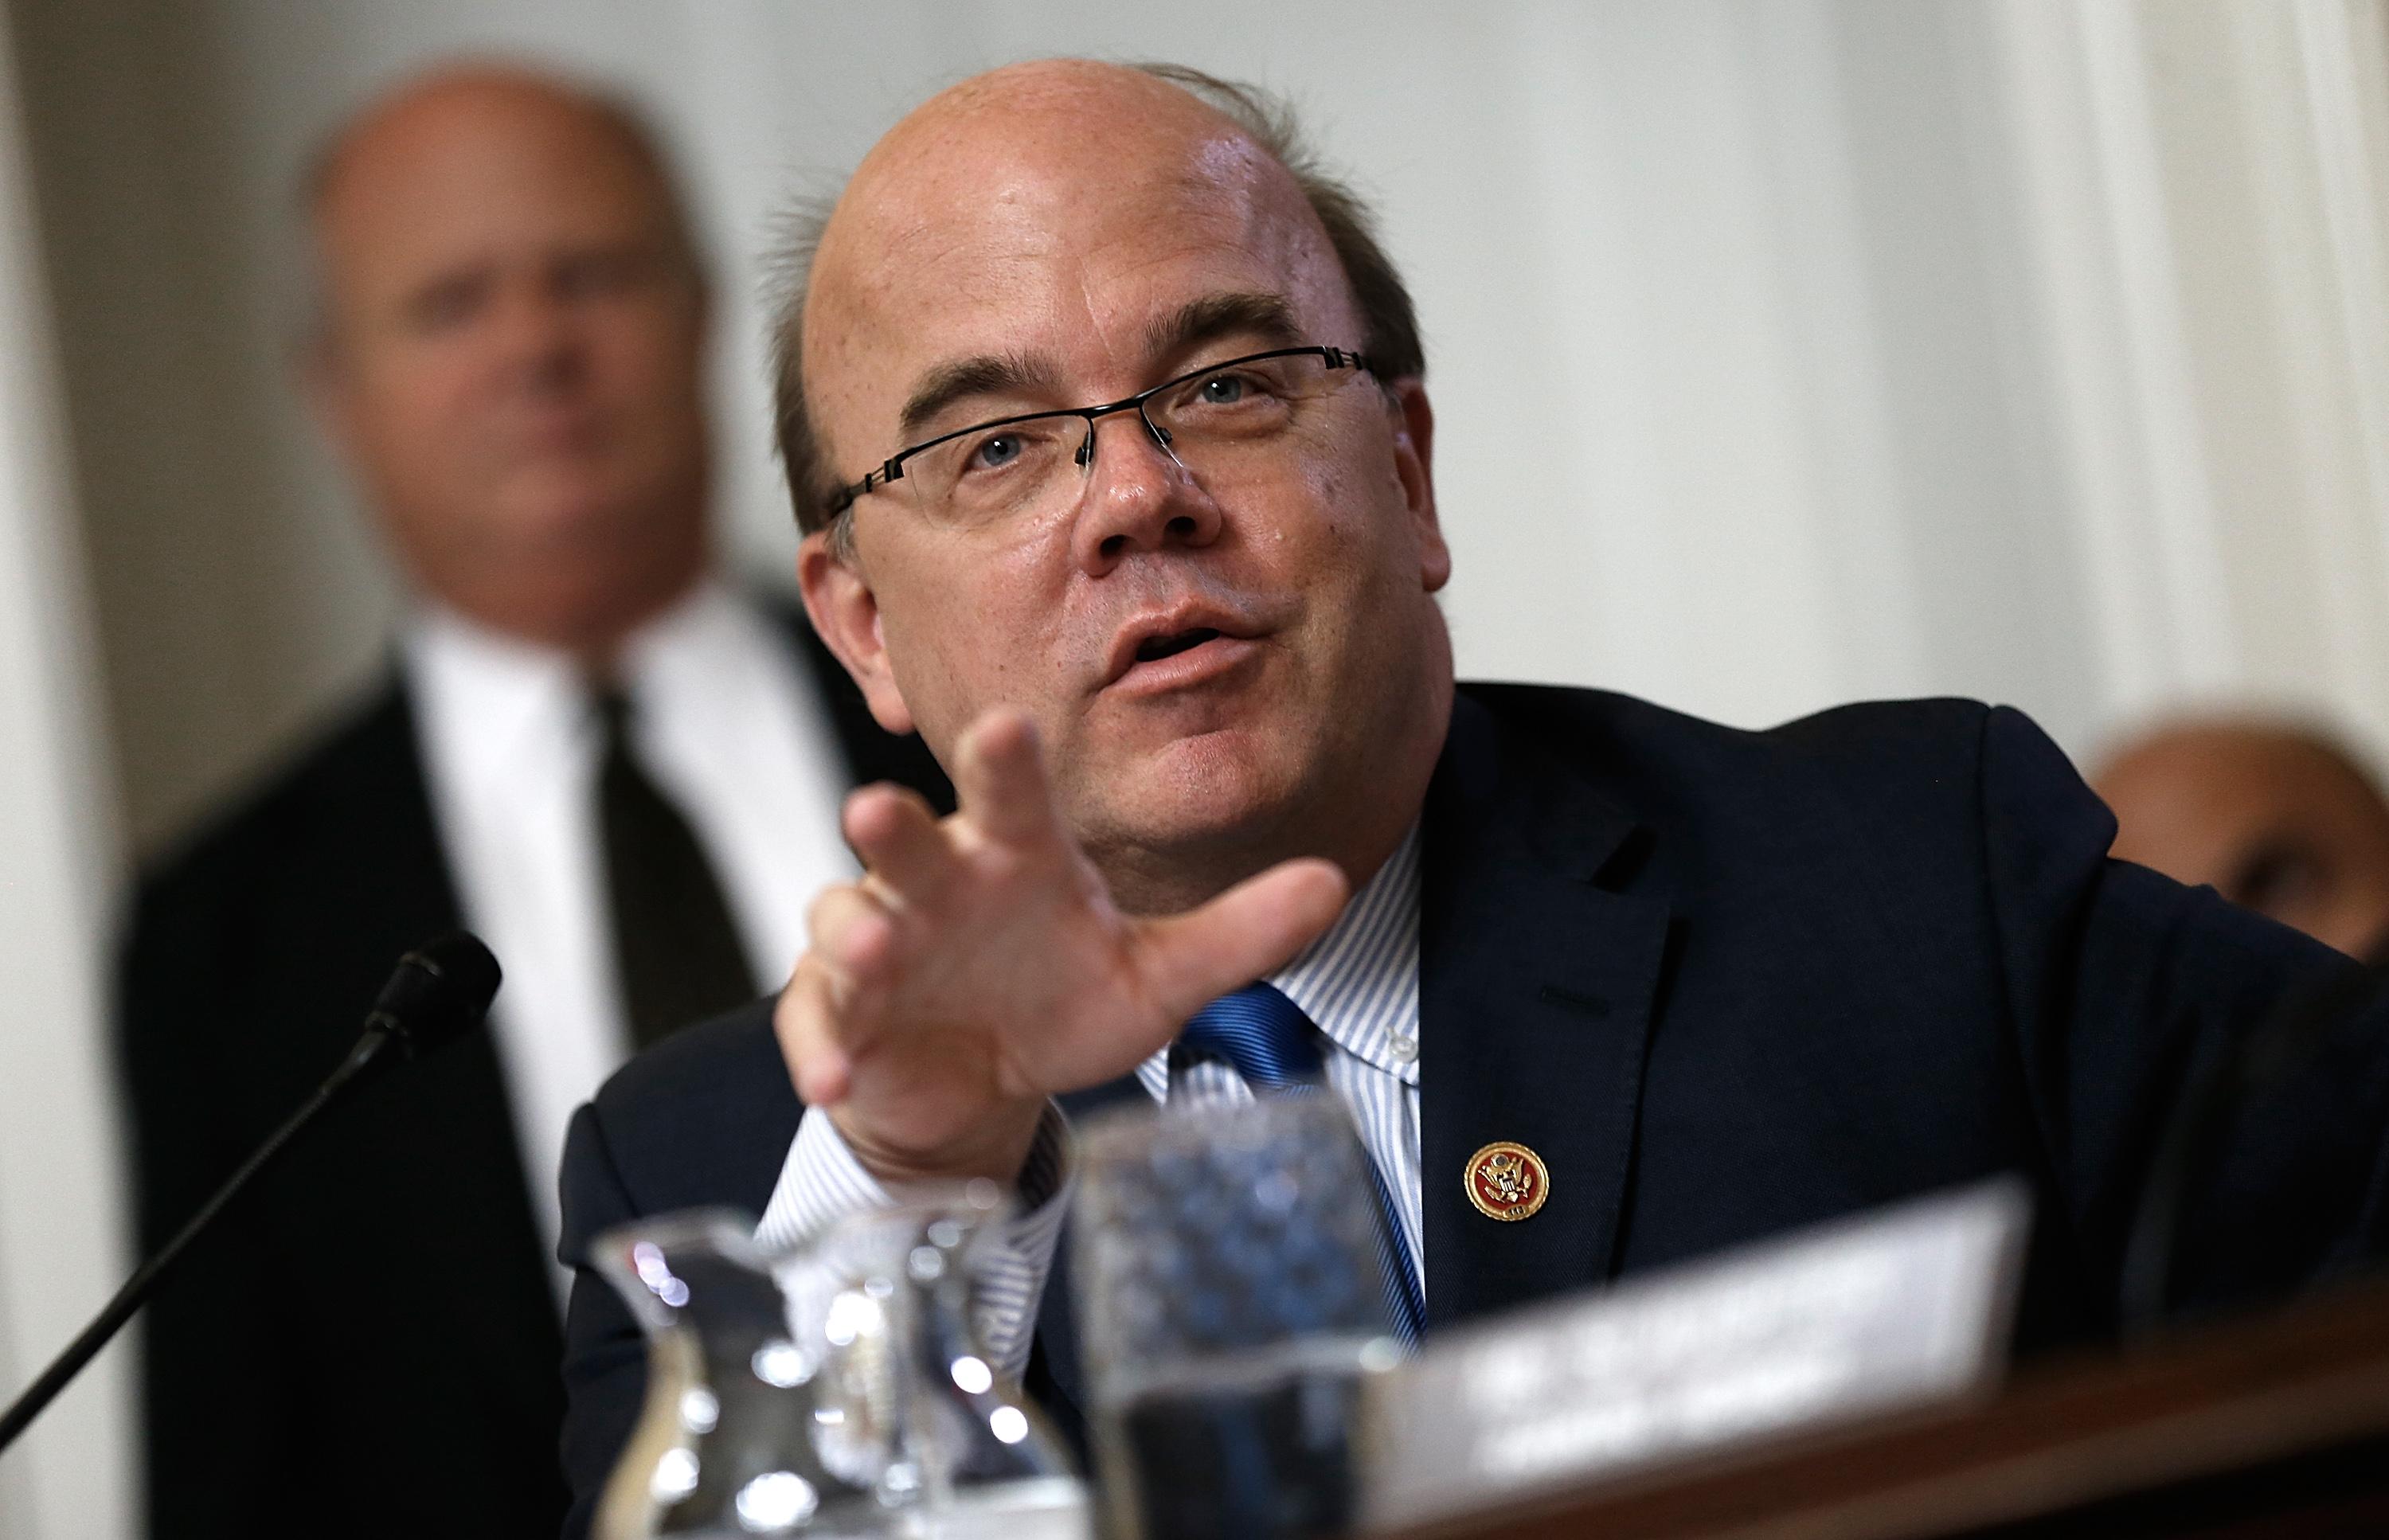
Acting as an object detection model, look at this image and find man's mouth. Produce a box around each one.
[1132,627,1223,664]
[1104,605,1269,692]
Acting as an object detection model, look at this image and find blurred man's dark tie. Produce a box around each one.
[595,688,758,1050]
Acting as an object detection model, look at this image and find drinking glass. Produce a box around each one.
[1071,1098,1406,1540]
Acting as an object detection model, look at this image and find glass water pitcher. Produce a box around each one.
[591,1184,1088,1538]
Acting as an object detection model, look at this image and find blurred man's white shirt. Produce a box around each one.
[406,581,856,1286]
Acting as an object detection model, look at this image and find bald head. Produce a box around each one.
[802,62,1354,504]
[312,69,688,246]
[2096,718,2389,961]
[818,61,1280,286]
[811,61,1294,315]
[304,64,712,660]
[772,61,1422,543]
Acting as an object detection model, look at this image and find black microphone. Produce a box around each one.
[0,932,499,1456]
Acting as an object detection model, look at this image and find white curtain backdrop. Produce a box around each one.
[5,2,2389,1531]
[0,8,132,1538]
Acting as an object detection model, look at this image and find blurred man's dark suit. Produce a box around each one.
[119,606,948,1540]
[552,683,2389,1534]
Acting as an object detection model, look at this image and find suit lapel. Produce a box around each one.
[1419,692,1673,1328]
[334,675,567,1385]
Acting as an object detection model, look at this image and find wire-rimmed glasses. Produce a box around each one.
[825,345,1378,529]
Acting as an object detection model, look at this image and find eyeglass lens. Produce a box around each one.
[902,351,1355,526]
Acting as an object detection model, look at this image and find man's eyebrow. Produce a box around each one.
[893,294,1303,445]
[1144,292,1304,364]
[898,352,1064,443]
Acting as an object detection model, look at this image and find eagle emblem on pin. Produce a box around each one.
[1464,1140,1550,1221]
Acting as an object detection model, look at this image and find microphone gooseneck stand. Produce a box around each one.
[0,932,500,1456]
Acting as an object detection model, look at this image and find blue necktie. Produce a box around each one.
[1177,983,1426,1345]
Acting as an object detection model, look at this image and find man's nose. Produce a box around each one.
[491,284,585,391]
[1069,410,1222,575]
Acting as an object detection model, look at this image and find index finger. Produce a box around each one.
[952,708,1062,849]
[844,781,954,902]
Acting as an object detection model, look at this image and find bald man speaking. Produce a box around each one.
[557,61,2389,1529]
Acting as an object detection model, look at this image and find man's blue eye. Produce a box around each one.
[1200,375,1248,405]
[973,434,1022,470]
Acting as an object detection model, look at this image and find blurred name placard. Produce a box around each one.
[1360,1179,2030,1532]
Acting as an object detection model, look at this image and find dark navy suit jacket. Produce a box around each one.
[553,683,2389,1534]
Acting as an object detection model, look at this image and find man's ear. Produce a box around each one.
[798,526,917,736]
[1386,379,1450,594]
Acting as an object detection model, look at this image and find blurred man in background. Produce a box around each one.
[117,64,944,1538]
[2097,717,2389,963]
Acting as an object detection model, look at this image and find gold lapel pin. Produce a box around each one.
[1464,1140,1550,1221]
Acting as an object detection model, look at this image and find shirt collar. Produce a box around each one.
[1135,821,1423,1098]
[1276,822,1421,1085]
[400,580,738,807]
[612,581,766,721]
[403,600,587,811]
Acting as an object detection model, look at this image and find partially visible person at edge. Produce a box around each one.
[118,63,944,1539]
[554,59,2389,1533]
[2098,716,2389,964]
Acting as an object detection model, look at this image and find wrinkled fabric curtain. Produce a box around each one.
[0,10,134,1538]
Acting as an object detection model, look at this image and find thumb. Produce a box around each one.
[1132,858,1351,1020]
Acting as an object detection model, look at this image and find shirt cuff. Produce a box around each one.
[751,1103,1077,1386]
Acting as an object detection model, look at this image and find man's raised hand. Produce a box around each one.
[774,707,1349,1186]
